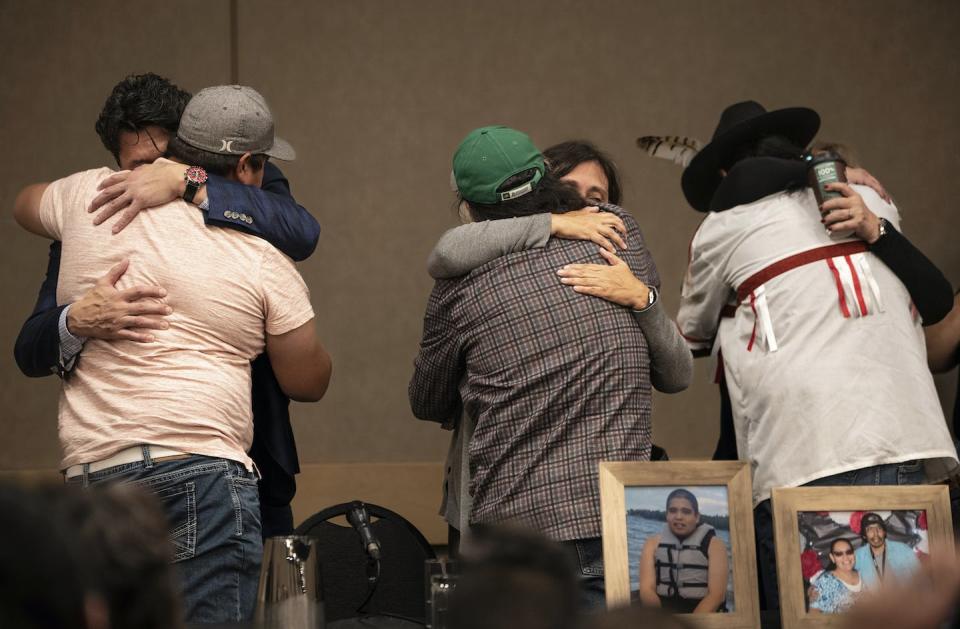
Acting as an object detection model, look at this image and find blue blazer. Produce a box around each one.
[13,162,320,536]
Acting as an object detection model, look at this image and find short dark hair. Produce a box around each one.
[721,134,806,172]
[449,526,580,629]
[463,170,584,222]
[543,140,623,205]
[94,73,191,163]
[666,488,699,514]
[166,135,267,178]
[58,484,183,629]
[721,134,808,191]
[0,483,91,629]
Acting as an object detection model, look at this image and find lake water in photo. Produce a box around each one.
[627,513,735,612]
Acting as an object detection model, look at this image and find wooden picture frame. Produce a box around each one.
[772,485,954,628]
[599,461,760,628]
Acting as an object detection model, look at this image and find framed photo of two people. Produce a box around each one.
[598,461,761,628]
[772,485,953,628]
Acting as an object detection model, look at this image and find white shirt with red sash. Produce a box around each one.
[678,184,957,505]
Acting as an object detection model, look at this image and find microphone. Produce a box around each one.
[347,501,382,561]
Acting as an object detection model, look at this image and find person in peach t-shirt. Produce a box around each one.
[13,85,332,624]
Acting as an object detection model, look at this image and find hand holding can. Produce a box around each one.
[808,153,853,238]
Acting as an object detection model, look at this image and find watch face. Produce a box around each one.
[185,166,208,185]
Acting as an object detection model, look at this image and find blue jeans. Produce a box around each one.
[754,460,924,612]
[67,451,263,623]
[561,537,606,611]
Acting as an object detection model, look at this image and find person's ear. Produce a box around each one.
[236,152,253,177]
[235,152,264,186]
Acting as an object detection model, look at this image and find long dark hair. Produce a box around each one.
[544,140,623,205]
[463,169,584,222]
[722,134,809,191]
[721,134,806,170]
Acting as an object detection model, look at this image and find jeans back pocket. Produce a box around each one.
[228,475,261,538]
[897,460,924,485]
[153,480,198,562]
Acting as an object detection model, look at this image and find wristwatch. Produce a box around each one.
[183,166,208,204]
[876,217,888,241]
[636,286,658,312]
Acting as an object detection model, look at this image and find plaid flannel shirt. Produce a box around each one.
[409,205,660,541]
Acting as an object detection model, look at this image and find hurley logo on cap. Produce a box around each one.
[177,85,297,161]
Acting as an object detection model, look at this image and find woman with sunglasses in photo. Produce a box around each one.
[809,538,863,614]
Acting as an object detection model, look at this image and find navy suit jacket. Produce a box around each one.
[13,162,319,535]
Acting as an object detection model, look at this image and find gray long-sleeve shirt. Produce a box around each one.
[426,207,692,393]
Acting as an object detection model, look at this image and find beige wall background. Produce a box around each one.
[1,0,958,538]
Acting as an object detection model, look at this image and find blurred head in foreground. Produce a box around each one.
[0,482,182,629]
[448,526,580,629]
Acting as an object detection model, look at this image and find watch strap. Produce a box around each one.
[183,166,208,204]
[183,180,199,204]
[635,285,658,313]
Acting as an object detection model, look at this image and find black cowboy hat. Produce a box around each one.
[681,100,821,212]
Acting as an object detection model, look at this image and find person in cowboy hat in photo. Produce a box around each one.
[675,100,958,611]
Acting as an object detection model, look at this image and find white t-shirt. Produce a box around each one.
[841,578,863,593]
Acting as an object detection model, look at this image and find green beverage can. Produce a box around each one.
[807,152,848,207]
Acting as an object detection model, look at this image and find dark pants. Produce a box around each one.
[753,460,925,612]
[561,537,606,612]
[448,524,461,558]
[260,502,294,538]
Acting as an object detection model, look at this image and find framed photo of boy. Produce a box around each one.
[598,461,760,628]
[772,485,954,628]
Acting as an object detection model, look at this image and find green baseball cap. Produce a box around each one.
[452,126,545,204]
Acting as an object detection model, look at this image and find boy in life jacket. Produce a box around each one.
[638,489,729,613]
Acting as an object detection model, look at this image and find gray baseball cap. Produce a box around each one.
[177,85,296,161]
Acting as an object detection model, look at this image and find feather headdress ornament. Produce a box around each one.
[636,135,703,168]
